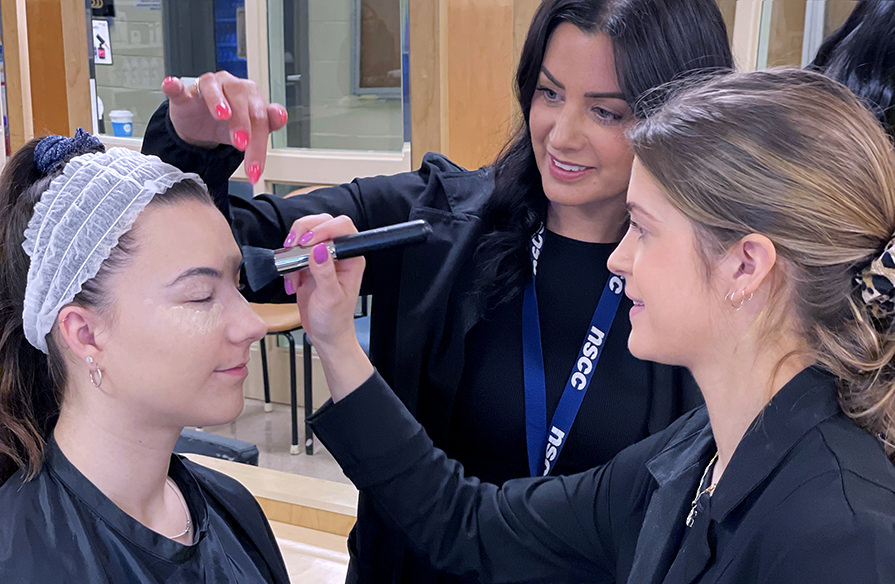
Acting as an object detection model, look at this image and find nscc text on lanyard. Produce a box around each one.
[522,226,624,477]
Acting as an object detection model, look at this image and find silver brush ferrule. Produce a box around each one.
[273,241,337,273]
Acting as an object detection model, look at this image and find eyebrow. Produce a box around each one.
[540,66,626,100]
[166,256,243,287]
[626,202,661,223]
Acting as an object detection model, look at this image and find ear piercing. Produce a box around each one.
[86,356,102,388]
[725,289,753,311]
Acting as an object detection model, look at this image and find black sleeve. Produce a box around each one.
[142,99,461,303]
[309,372,668,584]
[142,100,244,216]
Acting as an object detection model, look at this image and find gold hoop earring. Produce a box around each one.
[86,356,103,389]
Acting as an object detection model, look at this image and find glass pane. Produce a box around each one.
[824,1,860,35]
[91,0,247,139]
[757,0,859,68]
[228,178,255,201]
[716,0,737,45]
[269,0,407,152]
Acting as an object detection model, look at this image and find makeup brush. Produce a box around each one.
[241,219,432,292]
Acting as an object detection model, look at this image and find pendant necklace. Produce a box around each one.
[685,452,719,528]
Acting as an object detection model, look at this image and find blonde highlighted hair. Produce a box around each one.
[631,68,895,459]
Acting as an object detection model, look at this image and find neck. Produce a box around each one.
[545,197,628,243]
[690,338,812,482]
[53,383,187,539]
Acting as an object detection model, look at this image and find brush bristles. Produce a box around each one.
[241,246,279,292]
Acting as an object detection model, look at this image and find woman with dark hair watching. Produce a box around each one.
[808,0,895,137]
[0,133,288,582]
[143,1,733,581]
[297,68,895,584]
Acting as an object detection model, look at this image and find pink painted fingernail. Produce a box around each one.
[216,101,231,120]
[247,163,261,184]
[163,76,177,86]
[284,279,295,295]
[313,243,329,264]
[297,231,314,246]
[278,106,289,125]
[283,231,296,247]
[233,130,249,150]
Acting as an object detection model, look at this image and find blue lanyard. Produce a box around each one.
[522,226,624,477]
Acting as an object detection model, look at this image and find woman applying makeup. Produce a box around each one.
[143,1,732,581]
[297,68,895,584]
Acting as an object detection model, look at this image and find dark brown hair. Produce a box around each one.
[472,0,733,310]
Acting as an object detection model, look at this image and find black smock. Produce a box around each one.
[143,101,702,583]
[309,367,895,584]
[0,439,289,583]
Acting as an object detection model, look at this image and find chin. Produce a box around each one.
[627,337,684,368]
[627,334,661,364]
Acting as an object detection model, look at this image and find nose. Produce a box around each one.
[549,105,585,152]
[230,295,267,346]
[607,227,634,277]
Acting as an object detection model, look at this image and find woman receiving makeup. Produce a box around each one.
[0,133,288,582]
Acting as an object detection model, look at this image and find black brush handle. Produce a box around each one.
[332,219,431,259]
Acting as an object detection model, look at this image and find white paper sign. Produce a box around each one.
[92,19,112,65]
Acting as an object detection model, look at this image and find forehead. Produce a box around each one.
[542,23,618,90]
[627,159,697,233]
[627,159,663,202]
[125,199,240,276]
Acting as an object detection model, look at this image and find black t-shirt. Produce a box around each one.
[448,229,655,484]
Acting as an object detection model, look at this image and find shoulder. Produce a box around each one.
[775,414,895,516]
[750,418,895,579]
[180,456,259,505]
[816,412,895,494]
[757,499,895,582]
[0,469,50,525]
[0,471,75,574]
[356,152,493,215]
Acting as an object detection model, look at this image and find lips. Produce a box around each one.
[552,157,588,172]
[625,291,644,318]
[548,154,593,180]
[215,361,249,375]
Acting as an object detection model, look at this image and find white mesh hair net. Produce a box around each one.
[22,147,205,353]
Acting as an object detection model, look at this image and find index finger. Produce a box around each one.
[297,216,360,247]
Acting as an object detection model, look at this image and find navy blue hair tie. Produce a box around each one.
[34,128,104,176]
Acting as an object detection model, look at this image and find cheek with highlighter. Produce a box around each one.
[161,303,226,337]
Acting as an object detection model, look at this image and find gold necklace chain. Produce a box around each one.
[685,452,719,528]
[165,477,193,539]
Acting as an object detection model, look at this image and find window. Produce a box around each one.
[267,0,408,152]
[91,0,248,139]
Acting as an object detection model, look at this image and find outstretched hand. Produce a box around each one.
[161,71,288,184]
